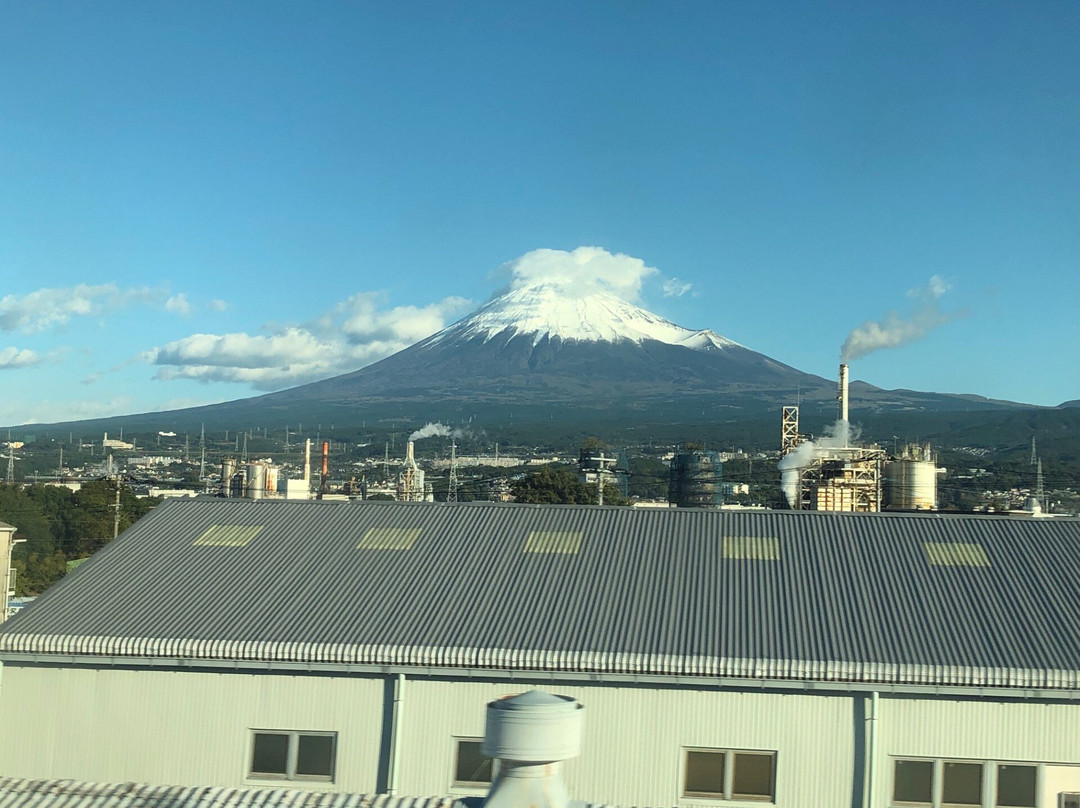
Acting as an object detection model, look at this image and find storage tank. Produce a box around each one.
[245,462,267,500]
[668,450,723,508]
[884,458,938,510]
[221,458,236,497]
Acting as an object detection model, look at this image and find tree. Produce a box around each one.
[510,465,628,506]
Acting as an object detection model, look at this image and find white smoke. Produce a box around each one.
[841,275,961,362]
[409,422,465,441]
[777,420,858,508]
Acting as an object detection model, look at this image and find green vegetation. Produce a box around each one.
[510,465,629,506]
[1,481,160,596]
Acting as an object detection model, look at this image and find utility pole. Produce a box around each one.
[448,439,459,503]
[1031,436,1037,466]
[112,475,122,539]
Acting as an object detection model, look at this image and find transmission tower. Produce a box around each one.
[199,424,206,482]
[241,432,249,462]
[1030,436,1037,466]
[184,435,190,464]
[447,439,459,503]
[6,444,13,483]
[1036,458,1045,508]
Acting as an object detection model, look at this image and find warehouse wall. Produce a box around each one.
[3,663,1079,808]
[397,678,856,806]
[0,664,384,792]
[871,695,1080,807]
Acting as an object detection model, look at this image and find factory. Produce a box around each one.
[780,363,944,512]
[1,498,1078,807]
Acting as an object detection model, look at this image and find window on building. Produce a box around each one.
[996,766,1036,808]
[891,759,1038,808]
[684,748,776,801]
[249,731,335,782]
[894,759,934,804]
[453,739,494,787]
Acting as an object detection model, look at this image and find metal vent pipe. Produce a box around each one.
[482,690,584,808]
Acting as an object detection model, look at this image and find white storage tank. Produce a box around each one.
[884,458,938,510]
[245,463,267,500]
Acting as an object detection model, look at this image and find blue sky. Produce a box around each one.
[1,1,1077,426]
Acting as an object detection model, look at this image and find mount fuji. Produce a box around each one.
[30,283,1022,433]
[198,282,1014,428]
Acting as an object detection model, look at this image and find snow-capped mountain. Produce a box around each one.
[54,283,1022,432]
[427,283,742,351]
[256,282,834,418]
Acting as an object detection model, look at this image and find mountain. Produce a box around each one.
[12,283,1028,434]
[192,283,1020,428]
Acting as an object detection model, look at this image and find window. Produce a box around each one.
[453,739,493,787]
[684,748,776,801]
[249,731,336,782]
[891,759,1037,808]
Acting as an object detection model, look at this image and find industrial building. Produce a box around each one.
[781,364,945,513]
[1,499,1079,807]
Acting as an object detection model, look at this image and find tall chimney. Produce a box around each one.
[482,691,584,808]
[406,440,417,468]
[303,439,311,483]
[838,363,850,425]
[320,441,329,494]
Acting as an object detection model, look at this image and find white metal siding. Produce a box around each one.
[398,679,856,807]
[0,665,384,792]
[873,697,1080,807]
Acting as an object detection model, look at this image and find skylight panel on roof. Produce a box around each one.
[723,536,780,561]
[524,531,583,555]
[357,528,421,551]
[193,525,264,547]
[923,542,990,567]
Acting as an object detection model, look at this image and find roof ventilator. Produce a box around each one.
[481,690,584,808]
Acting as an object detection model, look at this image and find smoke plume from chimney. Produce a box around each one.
[841,276,962,362]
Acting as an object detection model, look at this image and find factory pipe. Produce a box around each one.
[387,673,405,795]
[839,363,850,427]
[320,441,329,494]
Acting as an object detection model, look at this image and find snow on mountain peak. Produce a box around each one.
[431,282,741,350]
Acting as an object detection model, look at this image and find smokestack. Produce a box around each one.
[406,440,417,468]
[303,439,311,483]
[482,691,584,808]
[320,441,329,494]
[838,363,850,425]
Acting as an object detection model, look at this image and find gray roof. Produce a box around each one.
[0,778,471,808]
[2,498,1080,689]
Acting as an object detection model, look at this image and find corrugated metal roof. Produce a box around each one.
[0,778,470,808]
[2,499,1079,688]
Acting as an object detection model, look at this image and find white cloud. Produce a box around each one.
[663,278,693,297]
[0,347,42,369]
[0,283,158,333]
[494,246,659,301]
[145,293,473,391]
[209,299,229,312]
[165,293,191,316]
